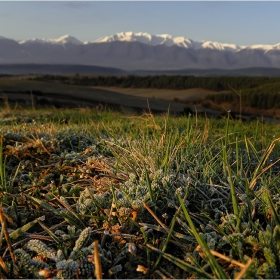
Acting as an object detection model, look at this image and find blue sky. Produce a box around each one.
[0,1,280,46]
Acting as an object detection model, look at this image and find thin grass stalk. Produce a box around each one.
[200,213,229,242]
[159,267,175,279]
[143,202,169,233]
[140,226,151,269]
[186,112,192,145]
[25,234,53,242]
[0,207,17,270]
[146,243,213,279]
[0,255,9,275]
[37,220,61,244]
[0,136,6,194]
[154,269,168,279]
[265,189,280,226]
[86,187,102,213]
[225,112,230,148]
[235,206,244,233]
[126,215,151,269]
[245,138,280,189]
[229,87,242,122]
[94,240,102,279]
[161,135,172,176]
[139,222,194,242]
[8,215,45,240]
[25,194,85,228]
[152,210,179,271]
[55,196,85,228]
[249,137,280,190]
[223,144,240,218]
[106,140,140,176]
[178,195,228,279]
[245,137,259,159]
[209,249,246,268]
[234,258,253,280]
[235,137,240,175]
[145,167,154,205]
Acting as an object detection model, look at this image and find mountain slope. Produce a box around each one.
[0,32,280,71]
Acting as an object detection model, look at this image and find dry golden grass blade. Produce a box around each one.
[55,196,85,228]
[143,202,169,233]
[25,234,54,242]
[154,269,168,279]
[0,207,16,269]
[94,240,102,279]
[208,248,245,268]
[249,137,280,190]
[159,267,175,279]
[234,258,253,280]
[0,255,9,275]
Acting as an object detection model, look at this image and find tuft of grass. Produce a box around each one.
[0,106,280,278]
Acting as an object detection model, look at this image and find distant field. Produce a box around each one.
[0,78,186,113]
[93,86,227,102]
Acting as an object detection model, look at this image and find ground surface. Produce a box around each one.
[0,108,280,279]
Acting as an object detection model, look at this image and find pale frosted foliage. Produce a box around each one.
[72,227,91,252]
[14,249,49,274]
[56,260,79,279]
[27,239,57,260]
[77,188,112,215]
[263,247,276,267]
[109,264,123,275]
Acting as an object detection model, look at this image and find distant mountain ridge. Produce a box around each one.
[1,32,280,71]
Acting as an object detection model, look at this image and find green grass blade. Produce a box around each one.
[146,243,213,279]
[9,215,45,240]
[177,195,228,279]
[152,210,179,271]
[37,220,62,244]
[266,189,280,226]
[24,194,60,215]
[145,166,154,204]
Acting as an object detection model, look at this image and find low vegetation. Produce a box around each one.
[0,104,280,279]
[31,74,278,91]
[30,74,280,116]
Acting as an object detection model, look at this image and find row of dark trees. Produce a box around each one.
[32,74,280,110]
[206,82,280,109]
[32,74,280,91]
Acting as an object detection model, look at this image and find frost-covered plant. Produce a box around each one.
[76,188,113,216]
[14,226,138,278]
[14,249,50,278]
[15,227,96,278]
[254,225,280,279]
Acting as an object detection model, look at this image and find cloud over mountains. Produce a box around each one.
[1,32,280,70]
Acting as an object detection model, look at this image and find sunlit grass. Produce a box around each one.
[0,106,280,278]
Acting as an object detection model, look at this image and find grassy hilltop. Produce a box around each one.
[0,105,280,279]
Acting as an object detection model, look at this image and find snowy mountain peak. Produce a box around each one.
[54,35,83,45]
[2,32,280,71]
[19,35,82,45]
[93,31,240,51]
[201,41,240,51]
[2,32,280,53]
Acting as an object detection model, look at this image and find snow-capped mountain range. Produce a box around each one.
[1,31,280,70]
[94,31,280,52]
